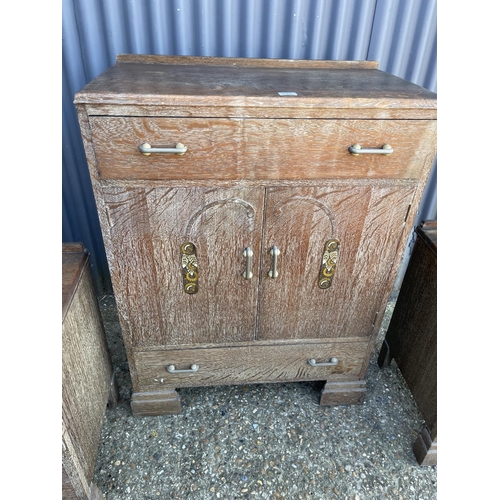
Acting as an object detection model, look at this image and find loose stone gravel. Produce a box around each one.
[94,295,437,499]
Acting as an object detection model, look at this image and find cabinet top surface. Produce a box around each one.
[74,55,436,111]
[62,243,88,322]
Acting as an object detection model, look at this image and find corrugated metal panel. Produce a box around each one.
[62,0,437,293]
[368,0,437,92]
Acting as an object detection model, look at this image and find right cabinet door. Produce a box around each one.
[257,183,416,341]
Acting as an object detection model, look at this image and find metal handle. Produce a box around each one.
[242,247,253,279]
[308,358,339,367]
[181,242,199,294]
[167,364,199,373]
[268,246,280,279]
[140,142,187,155]
[348,144,393,155]
[318,239,340,289]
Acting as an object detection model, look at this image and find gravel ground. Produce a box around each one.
[93,295,437,500]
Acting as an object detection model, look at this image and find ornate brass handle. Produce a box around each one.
[181,242,198,294]
[140,142,187,155]
[242,247,253,279]
[318,239,340,289]
[308,358,339,367]
[348,144,393,155]
[268,246,280,279]
[166,364,200,373]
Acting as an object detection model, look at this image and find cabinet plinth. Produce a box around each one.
[75,55,437,416]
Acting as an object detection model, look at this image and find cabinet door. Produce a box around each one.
[103,186,265,347]
[257,184,416,341]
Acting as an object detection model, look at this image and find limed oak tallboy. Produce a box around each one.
[75,55,437,417]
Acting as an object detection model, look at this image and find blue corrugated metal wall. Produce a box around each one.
[62,0,437,294]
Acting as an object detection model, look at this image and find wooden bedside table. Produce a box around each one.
[75,55,437,417]
[378,221,437,465]
[62,243,118,498]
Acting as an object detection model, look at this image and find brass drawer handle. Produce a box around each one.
[348,143,393,155]
[308,358,339,367]
[166,364,199,373]
[242,247,253,279]
[268,246,280,279]
[140,142,187,155]
[181,242,198,294]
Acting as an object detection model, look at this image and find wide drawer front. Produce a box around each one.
[134,341,369,391]
[89,117,436,181]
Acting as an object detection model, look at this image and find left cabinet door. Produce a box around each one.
[103,186,265,347]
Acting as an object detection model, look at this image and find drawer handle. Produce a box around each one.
[268,246,280,279]
[242,247,253,279]
[181,242,199,294]
[348,143,393,155]
[318,239,340,289]
[167,364,200,373]
[308,358,339,367]
[139,142,187,155]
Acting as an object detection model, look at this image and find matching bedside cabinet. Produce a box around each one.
[62,244,118,498]
[378,221,437,465]
[75,55,437,417]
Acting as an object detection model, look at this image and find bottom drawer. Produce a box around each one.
[134,341,370,391]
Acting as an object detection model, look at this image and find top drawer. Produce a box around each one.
[89,117,436,181]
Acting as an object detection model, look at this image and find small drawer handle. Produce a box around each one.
[268,246,280,279]
[140,142,187,155]
[348,144,393,155]
[166,364,199,373]
[242,247,253,279]
[308,358,339,367]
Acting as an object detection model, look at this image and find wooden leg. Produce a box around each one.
[130,389,182,416]
[319,380,366,405]
[377,339,393,368]
[89,482,105,500]
[413,426,437,466]
[107,369,119,408]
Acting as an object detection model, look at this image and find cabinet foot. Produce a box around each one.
[130,390,182,416]
[107,369,119,409]
[377,339,393,368]
[413,426,437,466]
[89,482,105,500]
[319,380,366,405]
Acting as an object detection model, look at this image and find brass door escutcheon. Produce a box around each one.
[181,242,199,294]
[318,239,340,289]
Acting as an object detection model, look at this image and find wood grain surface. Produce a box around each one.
[103,186,265,347]
[75,56,437,409]
[116,54,380,69]
[62,245,114,497]
[75,57,437,110]
[130,389,182,417]
[257,184,416,340]
[320,380,367,405]
[379,221,437,464]
[133,341,369,391]
[84,103,437,120]
[102,181,415,347]
[413,426,437,466]
[62,243,88,321]
[380,221,437,424]
[89,117,436,181]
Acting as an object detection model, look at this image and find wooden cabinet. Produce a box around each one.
[378,221,437,465]
[75,55,437,416]
[62,244,117,498]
